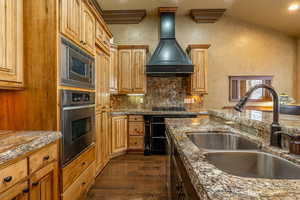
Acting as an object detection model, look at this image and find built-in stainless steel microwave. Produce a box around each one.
[61,38,95,89]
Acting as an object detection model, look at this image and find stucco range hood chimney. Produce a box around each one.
[146,7,194,76]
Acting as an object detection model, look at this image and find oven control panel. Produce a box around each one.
[61,90,95,106]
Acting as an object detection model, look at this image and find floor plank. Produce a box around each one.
[87,154,168,200]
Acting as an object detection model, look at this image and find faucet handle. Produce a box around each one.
[275,131,300,155]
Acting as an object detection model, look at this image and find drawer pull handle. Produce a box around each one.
[23,188,30,193]
[43,155,50,161]
[32,182,39,187]
[3,176,12,183]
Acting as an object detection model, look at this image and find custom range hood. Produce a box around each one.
[146,7,194,76]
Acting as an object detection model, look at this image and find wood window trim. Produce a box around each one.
[229,75,273,102]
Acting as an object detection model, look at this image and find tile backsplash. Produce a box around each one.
[111,77,204,109]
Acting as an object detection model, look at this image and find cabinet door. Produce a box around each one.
[60,0,81,43]
[103,54,110,108]
[96,49,104,110]
[118,49,132,93]
[0,0,23,87]
[132,49,146,93]
[0,181,29,200]
[30,162,59,200]
[81,2,95,54]
[95,112,102,173]
[112,116,128,154]
[102,111,110,161]
[190,49,208,94]
[109,46,118,93]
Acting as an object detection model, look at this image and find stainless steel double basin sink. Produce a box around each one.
[188,133,300,179]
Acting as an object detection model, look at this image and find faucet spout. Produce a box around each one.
[234,84,281,147]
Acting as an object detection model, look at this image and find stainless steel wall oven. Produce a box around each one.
[61,90,95,166]
[61,37,95,89]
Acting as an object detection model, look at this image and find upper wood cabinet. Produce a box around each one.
[60,0,95,55]
[60,0,81,43]
[118,46,148,94]
[81,2,95,54]
[0,0,23,89]
[109,44,118,94]
[95,21,110,54]
[111,115,128,155]
[96,47,110,111]
[186,45,210,95]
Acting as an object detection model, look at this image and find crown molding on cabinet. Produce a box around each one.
[190,9,226,23]
[102,10,147,24]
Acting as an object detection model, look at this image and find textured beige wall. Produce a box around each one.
[295,38,300,102]
[109,15,297,109]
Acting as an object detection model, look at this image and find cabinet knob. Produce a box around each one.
[82,162,86,166]
[32,182,39,187]
[43,155,50,161]
[3,176,12,183]
[82,182,86,185]
[23,188,30,193]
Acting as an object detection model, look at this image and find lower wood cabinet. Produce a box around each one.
[111,115,128,155]
[128,115,144,151]
[0,141,60,200]
[62,162,95,200]
[30,162,59,200]
[0,181,29,200]
[95,111,111,175]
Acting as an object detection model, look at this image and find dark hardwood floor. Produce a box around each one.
[87,154,168,200]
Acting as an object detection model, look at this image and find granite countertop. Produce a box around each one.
[210,109,300,136]
[111,108,208,116]
[0,130,61,165]
[166,112,300,200]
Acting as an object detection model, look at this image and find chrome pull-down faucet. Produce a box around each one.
[234,84,281,147]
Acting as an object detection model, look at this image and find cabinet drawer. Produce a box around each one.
[129,136,144,150]
[129,122,144,136]
[0,158,27,193]
[29,143,58,173]
[62,146,95,191]
[129,115,144,122]
[0,181,29,200]
[62,162,95,200]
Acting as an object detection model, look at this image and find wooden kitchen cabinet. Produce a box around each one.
[110,44,118,93]
[0,181,29,200]
[0,142,59,200]
[186,45,210,95]
[60,0,81,43]
[30,162,59,200]
[96,47,110,111]
[60,0,95,55]
[95,111,111,175]
[80,2,95,54]
[118,46,148,94]
[128,115,144,151]
[111,116,128,155]
[0,0,23,89]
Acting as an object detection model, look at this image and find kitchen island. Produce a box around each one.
[166,109,300,200]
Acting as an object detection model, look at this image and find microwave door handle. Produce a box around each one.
[62,104,95,111]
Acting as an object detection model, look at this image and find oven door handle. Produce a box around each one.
[62,104,95,111]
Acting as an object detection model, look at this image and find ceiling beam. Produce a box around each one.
[102,10,147,24]
[190,9,226,23]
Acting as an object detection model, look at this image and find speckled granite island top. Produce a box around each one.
[166,112,300,200]
[111,108,208,116]
[0,130,61,165]
[210,109,300,136]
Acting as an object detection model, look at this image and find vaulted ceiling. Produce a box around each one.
[98,0,300,37]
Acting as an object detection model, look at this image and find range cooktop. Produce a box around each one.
[152,107,186,112]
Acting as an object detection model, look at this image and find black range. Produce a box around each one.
[144,107,197,155]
